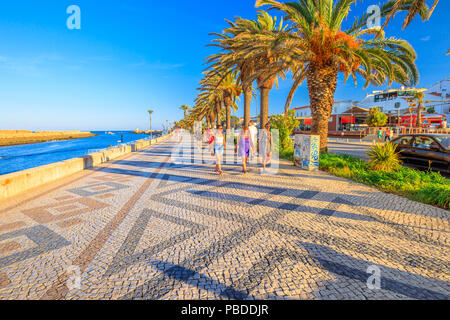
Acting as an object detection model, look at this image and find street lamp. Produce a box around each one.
[148,110,153,139]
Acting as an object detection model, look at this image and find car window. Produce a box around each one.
[435,136,450,149]
[411,137,439,150]
[395,136,413,146]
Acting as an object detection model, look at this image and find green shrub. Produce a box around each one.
[270,110,299,151]
[280,147,294,161]
[366,107,388,127]
[319,153,450,210]
[367,142,402,172]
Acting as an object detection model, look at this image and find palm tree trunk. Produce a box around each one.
[284,76,302,123]
[225,103,231,132]
[184,110,187,119]
[257,75,274,130]
[244,87,252,127]
[260,88,270,129]
[307,63,338,153]
[215,100,221,127]
[416,103,422,127]
[210,113,216,129]
[206,115,211,129]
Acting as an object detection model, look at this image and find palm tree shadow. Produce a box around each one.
[297,241,450,300]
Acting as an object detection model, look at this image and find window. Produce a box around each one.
[435,136,450,149]
[412,137,439,150]
[395,102,401,109]
[395,136,413,146]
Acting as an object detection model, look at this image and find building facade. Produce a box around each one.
[293,79,450,130]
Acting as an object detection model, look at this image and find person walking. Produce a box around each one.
[249,121,258,160]
[385,128,392,142]
[377,128,384,141]
[211,125,225,176]
[206,127,214,155]
[238,127,254,174]
[260,123,273,171]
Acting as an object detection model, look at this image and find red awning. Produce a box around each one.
[341,116,355,124]
[304,119,312,125]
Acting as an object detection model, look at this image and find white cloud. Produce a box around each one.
[421,36,431,41]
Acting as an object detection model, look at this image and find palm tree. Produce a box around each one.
[208,20,257,127]
[208,12,288,129]
[407,91,432,127]
[256,0,419,152]
[382,0,440,30]
[214,70,241,132]
[179,105,191,120]
[196,75,224,128]
[196,69,241,132]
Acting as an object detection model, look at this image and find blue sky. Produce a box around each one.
[0,0,448,131]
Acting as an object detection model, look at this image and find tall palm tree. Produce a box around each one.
[237,12,289,129]
[196,69,240,131]
[256,0,419,152]
[179,105,191,120]
[208,20,257,127]
[407,91,432,127]
[209,11,289,129]
[196,76,224,128]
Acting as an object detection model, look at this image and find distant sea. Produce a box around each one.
[0,131,159,176]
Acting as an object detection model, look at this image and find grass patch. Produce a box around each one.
[278,146,449,209]
[319,153,450,210]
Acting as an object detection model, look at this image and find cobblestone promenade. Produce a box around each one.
[0,136,448,300]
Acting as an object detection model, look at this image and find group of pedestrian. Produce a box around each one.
[377,127,394,142]
[207,121,273,176]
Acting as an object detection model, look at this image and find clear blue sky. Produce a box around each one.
[0,0,448,131]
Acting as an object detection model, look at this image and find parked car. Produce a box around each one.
[392,134,450,175]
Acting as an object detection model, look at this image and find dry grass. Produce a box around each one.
[0,131,96,147]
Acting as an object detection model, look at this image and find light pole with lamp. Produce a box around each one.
[148,110,154,139]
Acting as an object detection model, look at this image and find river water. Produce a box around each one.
[0,131,157,176]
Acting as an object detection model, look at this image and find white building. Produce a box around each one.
[357,87,427,114]
[294,79,450,119]
[424,79,450,114]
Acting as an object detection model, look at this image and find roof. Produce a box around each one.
[342,106,370,114]
[293,106,310,110]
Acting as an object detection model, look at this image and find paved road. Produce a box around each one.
[328,141,371,160]
[0,135,448,300]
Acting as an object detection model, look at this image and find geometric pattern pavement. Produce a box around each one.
[0,135,448,300]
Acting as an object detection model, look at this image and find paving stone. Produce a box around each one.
[0,134,448,300]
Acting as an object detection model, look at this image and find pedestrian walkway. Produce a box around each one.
[0,136,448,300]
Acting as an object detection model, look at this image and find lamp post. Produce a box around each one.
[148,110,153,139]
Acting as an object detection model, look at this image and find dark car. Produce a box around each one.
[392,134,450,175]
